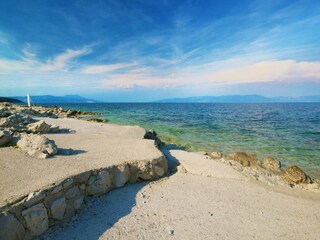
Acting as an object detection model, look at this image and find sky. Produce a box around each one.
[0,0,319,102]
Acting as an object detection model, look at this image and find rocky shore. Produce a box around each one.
[0,103,320,240]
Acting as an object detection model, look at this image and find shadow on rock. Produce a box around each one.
[44,183,145,240]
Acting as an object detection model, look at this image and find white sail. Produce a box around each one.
[27,94,31,107]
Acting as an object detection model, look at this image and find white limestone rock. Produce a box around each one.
[49,197,67,220]
[86,170,111,195]
[24,191,46,207]
[27,120,51,134]
[22,203,48,236]
[113,165,130,188]
[17,134,58,158]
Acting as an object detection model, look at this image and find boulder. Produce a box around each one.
[86,170,111,196]
[154,166,165,176]
[0,113,34,131]
[74,171,91,184]
[49,197,67,220]
[0,107,12,118]
[66,110,79,118]
[263,157,282,172]
[0,130,12,147]
[0,213,25,240]
[226,152,259,167]
[27,120,51,134]
[23,191,46,207]
[73,195,84,210]
[17,134,58,158]
[283,165,313,184]
[209,151,223,159]
[144,129,164,149]
[65,186,80,199]
[22,203,48,236]
[113,165,130,188]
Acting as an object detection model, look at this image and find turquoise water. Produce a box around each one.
[55,103,320,178]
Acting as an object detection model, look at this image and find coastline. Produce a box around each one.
[0,103,320,240]
[54,102,320,179]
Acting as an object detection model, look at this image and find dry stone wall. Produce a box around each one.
[0,156,168,240]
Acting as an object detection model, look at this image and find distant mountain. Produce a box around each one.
[0,97,22,103]
[155,95,320,103]
[12,95,100,104]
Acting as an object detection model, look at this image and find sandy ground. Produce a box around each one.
[1,117,320,239]
[0,118,161,207]
[44,150,320,240]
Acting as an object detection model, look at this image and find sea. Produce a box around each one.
[53,103,320,178]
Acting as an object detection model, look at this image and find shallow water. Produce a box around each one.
[54,103,320,178]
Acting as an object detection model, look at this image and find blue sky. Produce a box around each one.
[0,0,319,101]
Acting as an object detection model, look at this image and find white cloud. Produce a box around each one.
[205,60,320,84]
[100,60,320,89]
[81,62,136,74]
[41,48,91,71]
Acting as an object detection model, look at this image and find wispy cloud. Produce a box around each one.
[41,48,91,71]
[100,59,320,89]
[81,62,136,74]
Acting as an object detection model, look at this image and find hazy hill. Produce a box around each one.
[12,95,99,104]
[0,97,22,103]
[155,95,320,103]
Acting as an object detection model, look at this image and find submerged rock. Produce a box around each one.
[263,157,282,173]
[282,165,313,184]
[17,134,58,158]
[226,152,259,167]
[87,118,106,123]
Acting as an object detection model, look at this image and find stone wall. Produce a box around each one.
[0,156,168,240]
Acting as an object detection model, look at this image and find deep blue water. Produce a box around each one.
[55,103,320,177]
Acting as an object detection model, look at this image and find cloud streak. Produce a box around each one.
[81,62,136,74]
[41,48,91,71]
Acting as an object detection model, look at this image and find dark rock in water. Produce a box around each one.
[263,157,282,172]
[144,129,164,149]
[226,152,259,167]
[283,165,313,184]
[66,110,79,118]
[87,118,106,123]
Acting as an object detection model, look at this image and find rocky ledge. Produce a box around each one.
[0,103,168,240]
[0,157,167,240]
[207,151,320,191]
